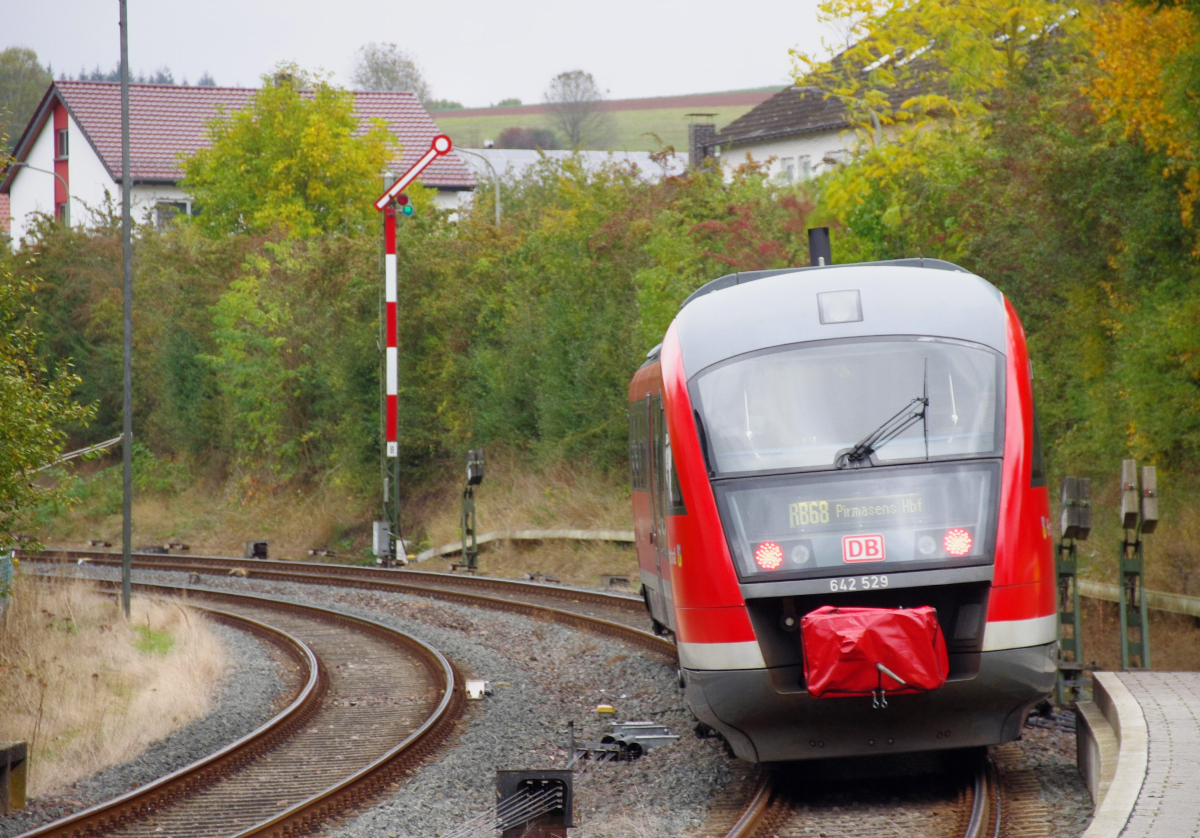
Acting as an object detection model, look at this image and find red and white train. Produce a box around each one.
[629,258,1056,762]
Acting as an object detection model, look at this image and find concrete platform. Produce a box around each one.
[1077,671,1200,837]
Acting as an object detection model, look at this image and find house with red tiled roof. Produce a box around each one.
[0,81,475,243]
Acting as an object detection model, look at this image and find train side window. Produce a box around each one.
[628,399,648,490]
[1030,402,1047,488]
[652,397,687,516]
[652,397,667,526]
[667,449,687,514]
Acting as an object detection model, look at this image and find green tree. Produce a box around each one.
[0,263,95,545]
[0,47,53,155]
[181,66,394,238]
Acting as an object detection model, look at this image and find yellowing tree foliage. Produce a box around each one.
[792,0,1082,220]
[793,0,1080,133]
[182,66,394,238]
[1087,1,1200,224]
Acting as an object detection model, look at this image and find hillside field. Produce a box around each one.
[431,88,781,152]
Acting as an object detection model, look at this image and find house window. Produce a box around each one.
[779,157,795,183]
[798,156,812,180]
[56,129,69,159]
[155,201,190,228]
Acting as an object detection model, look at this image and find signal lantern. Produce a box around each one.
[395,193,414,216]
[754,541,784,570]
[943,528,973,557]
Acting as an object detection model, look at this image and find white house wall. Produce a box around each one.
[718,128,858,183]
[7,116,58,243]
[9,107,470,241]
[68,112,119,225]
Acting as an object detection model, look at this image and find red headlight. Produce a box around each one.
[754,541,784,570]
[943,528,973,557]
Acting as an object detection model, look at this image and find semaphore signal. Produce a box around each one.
[375,134,453,458]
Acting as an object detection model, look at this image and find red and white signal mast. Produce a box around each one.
[374,134,453,563]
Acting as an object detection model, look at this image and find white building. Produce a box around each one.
[456,148,689,182]
[692,86,859,184]
[1,81,475,244]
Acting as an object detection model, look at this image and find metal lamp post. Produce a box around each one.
[454,147,501,226]
[119,0,134,617]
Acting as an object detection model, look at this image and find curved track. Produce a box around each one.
[23,550,672,657]
[19,582,460,838]
[19,552,1058,838]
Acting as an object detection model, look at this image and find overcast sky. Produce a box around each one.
[7,0,832,105]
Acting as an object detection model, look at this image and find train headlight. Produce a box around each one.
[754,541,785,570]
[917,535,938,556]
[943,528,973,557]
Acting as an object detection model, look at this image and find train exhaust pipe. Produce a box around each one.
[808,227,832,266]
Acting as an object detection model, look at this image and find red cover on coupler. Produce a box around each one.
[800,605,949,700]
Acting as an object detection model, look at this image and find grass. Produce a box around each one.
[35,445,1200,664]
[0,569,225,796]
[36,448,639,586]
[133,625,176,656]
[1080,598,1200,672]
[37,453,380,562]
[1053,467,1200,594]
[434,104,764,152]
[397,450,639,586]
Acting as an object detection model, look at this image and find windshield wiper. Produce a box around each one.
[835,393,929,469]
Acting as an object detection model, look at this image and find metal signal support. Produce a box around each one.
[375,136,453,566]
[1055,540,1085,704]
[1117,460,1157,671]
[455,449,485,572]
[1056,476,1091,705]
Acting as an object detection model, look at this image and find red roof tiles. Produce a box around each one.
[0,193,10,235]
[23,82,474,190]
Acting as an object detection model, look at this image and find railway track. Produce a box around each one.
[14,553,676,836]
[18,552,1066,838]
[20,550,670,655]
[18,582,460,838]
[720,751,1000,838]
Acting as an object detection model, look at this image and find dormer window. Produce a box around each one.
[56,129,69,159]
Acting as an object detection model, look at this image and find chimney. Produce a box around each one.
[686,114,718,170]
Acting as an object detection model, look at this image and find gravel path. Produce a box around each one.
[0,616,286,838]
[30,564,1094,838]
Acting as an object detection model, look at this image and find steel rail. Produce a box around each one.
[722,756,998,838]
[21,549,645,613]
[17,594,323,838]
[723,773,773,837]
[21,551,676,662]
[17,581,462,838]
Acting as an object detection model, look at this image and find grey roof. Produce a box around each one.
[711,86,851,148]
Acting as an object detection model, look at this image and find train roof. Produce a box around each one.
[674,260,1008,377]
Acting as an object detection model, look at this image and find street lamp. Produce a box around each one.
[454,147,502,226]
[8,161,72,226]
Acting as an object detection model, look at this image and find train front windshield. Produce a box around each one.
[692,337,1005,581]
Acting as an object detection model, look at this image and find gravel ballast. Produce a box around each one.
[0,612,286,838]
[31,564,1095,838]
[59,565,735,837]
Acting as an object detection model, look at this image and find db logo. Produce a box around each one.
[843,534,885,563]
